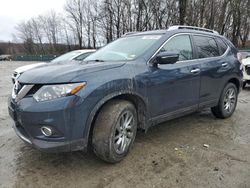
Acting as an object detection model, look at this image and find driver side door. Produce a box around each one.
[146,34,201,119]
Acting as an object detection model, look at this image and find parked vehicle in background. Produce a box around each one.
[8,26,242,163]
[242,56,250,88]
[50,49,96,63]
[11,49,95,83]
[0,54,12,61]
[239,50,250,59]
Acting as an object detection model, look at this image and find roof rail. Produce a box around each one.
[168,25,219,34]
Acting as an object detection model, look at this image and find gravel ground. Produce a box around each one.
[0,61,250,188]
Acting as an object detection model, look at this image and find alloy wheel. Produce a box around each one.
[223,88,236,113]
[114,110,135,154]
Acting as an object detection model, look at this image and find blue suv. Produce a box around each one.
[8,26,242,163]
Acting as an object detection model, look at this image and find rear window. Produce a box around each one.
[216,38,228,55]
[193,35,220,58]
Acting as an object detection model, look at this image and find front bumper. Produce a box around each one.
[12,123,82,152]
[8,95,89,152]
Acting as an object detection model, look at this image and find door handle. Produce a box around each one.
[190,68,200,74]
[222,63,228,67]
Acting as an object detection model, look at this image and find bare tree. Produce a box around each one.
[39,11,62,53]
[179,0,187,25]
[65,0,85,48]
[14,0,250,55]
[15,21,36,54]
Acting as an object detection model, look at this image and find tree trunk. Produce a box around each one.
[179,0,187,25]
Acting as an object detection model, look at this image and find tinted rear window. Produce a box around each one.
[216,38,228,55]
[193,35,220,58]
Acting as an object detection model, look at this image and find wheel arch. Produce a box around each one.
[85,91,148,150]
[227,77,241,92]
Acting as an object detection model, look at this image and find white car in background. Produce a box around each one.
[12,49,96,83]
[242,55,250,88]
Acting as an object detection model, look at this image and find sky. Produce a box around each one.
[0,0,65,42]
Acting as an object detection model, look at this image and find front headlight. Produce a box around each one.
[33,82,86,102]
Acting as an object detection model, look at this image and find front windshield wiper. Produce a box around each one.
[86,59,105,63]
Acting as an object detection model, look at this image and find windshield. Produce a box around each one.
[85,35,162,62]
[51,51,82,63]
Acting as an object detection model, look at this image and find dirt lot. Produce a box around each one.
[0,61,250,188]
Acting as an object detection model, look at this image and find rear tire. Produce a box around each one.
[211,83,238,119]
[92,100,137,163]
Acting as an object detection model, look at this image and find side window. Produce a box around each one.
[216,38,228,55]
[193,35,220,58]
[161,35,193,61]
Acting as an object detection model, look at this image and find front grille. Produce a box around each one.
[26,84,42,96]
[15,82,24,94]
[12,83,35,102]
[246,66,250,75]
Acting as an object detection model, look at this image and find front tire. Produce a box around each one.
[92,100,137,163]
[211,83,238,119]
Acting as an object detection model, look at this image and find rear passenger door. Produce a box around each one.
[191,35,231,107]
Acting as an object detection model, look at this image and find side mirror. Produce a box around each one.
[154,51,179,65]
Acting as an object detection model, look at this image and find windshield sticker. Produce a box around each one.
[142,35,161,40]
[127,54,136,60]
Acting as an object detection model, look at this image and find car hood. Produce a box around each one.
[15,62,47,73]
[242,58,250,66]
[18,61,126,84]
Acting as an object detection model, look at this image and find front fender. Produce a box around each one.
[81,80,148,148]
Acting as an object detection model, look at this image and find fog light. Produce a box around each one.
[41,126,52,137]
